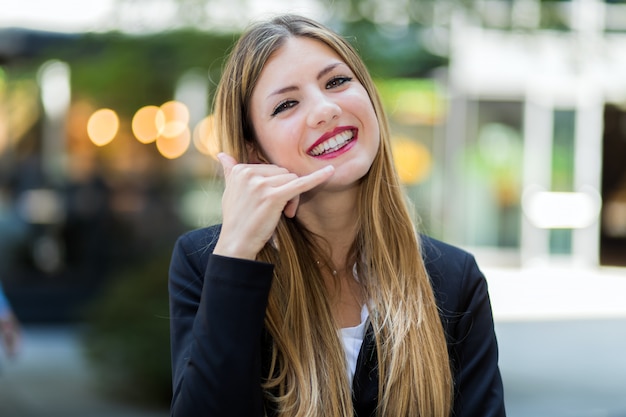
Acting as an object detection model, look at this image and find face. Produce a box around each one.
[249,36,380,189]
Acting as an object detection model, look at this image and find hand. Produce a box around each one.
[213,153,334,260]
[0,312,21,358]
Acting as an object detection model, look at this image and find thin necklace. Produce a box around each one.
[316,260,337,276]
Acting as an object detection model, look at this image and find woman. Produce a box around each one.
[0,282,20,359]
[169,14,506,417]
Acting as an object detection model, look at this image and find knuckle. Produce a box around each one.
[238,165,255,178]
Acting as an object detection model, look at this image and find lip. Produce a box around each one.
[306,126,357,158]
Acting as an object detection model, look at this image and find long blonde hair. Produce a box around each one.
[213,14,452,417]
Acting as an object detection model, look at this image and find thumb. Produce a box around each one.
[283,195,299,218]
[217,152,238,177]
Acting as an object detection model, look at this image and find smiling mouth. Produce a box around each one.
[308,129,355,156]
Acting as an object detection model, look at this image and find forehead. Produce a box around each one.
[258,36,344,81]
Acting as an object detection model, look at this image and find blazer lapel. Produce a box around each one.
[351,323,378,417]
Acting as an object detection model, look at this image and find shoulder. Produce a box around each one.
[419,234,486,313]
[420,237,505,416]
[170,224,222,273]
[420,234,478,280]
[175,224,222,250]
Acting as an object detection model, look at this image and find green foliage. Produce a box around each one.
[82,252,173,408]
[339,19,447,78]
[26,17,448,117]
[47,29,236,117]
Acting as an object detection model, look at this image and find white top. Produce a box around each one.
[340,304,369,387]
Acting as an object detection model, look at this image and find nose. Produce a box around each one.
[306,93,341,127]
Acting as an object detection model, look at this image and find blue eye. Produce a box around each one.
[326,76,353,89]
[271,100,297,116]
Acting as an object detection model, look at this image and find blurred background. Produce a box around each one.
[0,0,625,416]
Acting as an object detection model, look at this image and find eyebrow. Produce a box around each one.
[267,62,344,98]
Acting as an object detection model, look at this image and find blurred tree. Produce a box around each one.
[45,29,234,119]
[333,19,447,78]
[102,0,454,78]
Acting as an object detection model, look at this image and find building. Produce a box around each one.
[438,0,626,267]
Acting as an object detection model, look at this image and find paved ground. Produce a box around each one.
[497,318,626,417]
[487,264,626,417]
[0,264,625,417]
[0,326,169,417]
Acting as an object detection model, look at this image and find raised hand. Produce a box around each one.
[213,153,334,261]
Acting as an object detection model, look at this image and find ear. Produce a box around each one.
[246,141,269,164]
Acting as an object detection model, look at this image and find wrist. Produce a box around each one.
[213,240,258,261]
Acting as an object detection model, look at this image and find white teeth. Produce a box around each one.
[310,130,354,156]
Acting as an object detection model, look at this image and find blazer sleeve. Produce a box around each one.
[423,237,506,417]
[168,228,274,417]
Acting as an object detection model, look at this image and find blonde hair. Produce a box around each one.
[213,14,452,417]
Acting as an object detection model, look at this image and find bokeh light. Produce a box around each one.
[160,100,189,138]
[192,114,220,158]
[131,101,193,158]
[87,108,119,146]
[156,126,190,159]
[392,136,432,185]
[132,105,165,144]
[522,186,602,229]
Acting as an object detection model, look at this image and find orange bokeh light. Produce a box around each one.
[87,108,119,147]
[193,115,220,158]
[160,100,189,138]
[156,127,191,159]
[132,105,165,144]
[392,136,433,185]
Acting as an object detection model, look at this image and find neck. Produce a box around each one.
[320,257,365,328]
[298,186,359,239]
[296,188,365,327]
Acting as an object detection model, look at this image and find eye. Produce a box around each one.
[271,100,297,116]
[326,76,353,89]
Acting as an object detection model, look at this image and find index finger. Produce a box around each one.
[281,165,335,196]
[217,152,238,177]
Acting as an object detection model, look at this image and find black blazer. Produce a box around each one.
[168,225,506,416]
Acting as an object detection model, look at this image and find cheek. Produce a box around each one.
[346,91,378,126]
[256,122,302,163]
[358,103,380,143]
